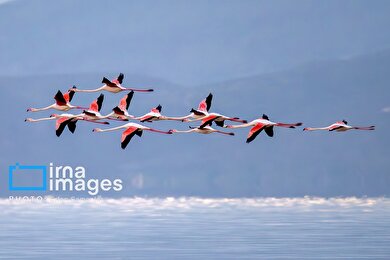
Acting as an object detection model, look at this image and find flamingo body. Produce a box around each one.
[303,120,375,132]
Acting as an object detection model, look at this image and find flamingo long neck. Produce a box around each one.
[173,129,194,133]
[30,105,55,112]
[74,86,104,93]
[98,125,127,132]
[69,104,89,110]
[28,117,55,122]
[306,127,329,131]
[228,122,254,129]
[160,116,185,121]
[172,114,195,121]
[187,116,206,122]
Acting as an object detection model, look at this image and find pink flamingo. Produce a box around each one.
[70,73,153,93]
[225,114,302,143]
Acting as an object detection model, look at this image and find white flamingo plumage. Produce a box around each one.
[303,120,375,132]
[70,73,153,93]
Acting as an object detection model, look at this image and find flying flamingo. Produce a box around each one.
[27,87,87,112]
[135,105,189,122]
[171,126,234,136]
[107,91,136,120]
[25,113,109,137]
[93,123,172,149]
[225,114,302,143]
[80,94,128,122]
[172,93,213,121]
[70,73,153,93]
[189,112,247,128]
[303,120,375,132]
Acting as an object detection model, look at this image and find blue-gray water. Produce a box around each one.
[1,197,389,259]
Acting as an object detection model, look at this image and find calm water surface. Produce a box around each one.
[0,197,389,259]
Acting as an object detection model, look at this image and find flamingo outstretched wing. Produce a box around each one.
[88,94,104,112]
[199,114,219,128]
[55,117,72,137]
[102,77,118,88]
[246,123,265,143]
[121,126,142,149]
[198,93,213,112]
[118,91,134,111]
[54,90,67,106]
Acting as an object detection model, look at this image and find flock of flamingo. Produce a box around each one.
[25,73,375,149]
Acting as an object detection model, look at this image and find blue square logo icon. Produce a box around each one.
[9,163,47,191]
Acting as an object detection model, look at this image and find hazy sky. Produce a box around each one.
[1,0,390,84]
[0,0,389,198]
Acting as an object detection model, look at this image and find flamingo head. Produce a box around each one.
[181,118,189,122]
[26,108,36,112]
[169,129,177,134]
[50,114,58,118]
[24,118,32,122]
[92,128,102,132]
